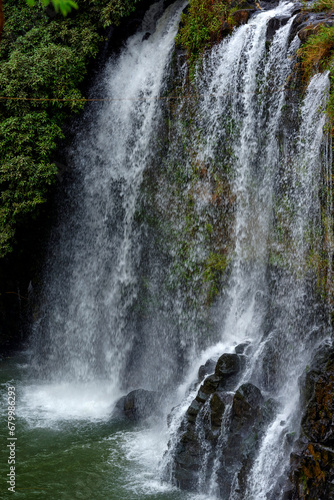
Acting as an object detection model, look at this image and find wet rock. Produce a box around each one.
[215,353,241,377]
[231,382,264,421]
[289,11,334,45]
[210,392,226,429]
[173,352,249,492]
[290,443,334,499]
[187,399,202,423]
[266,15,290,42]
[173,416,203,491]
[217,384,276,498]
[288,342,334,499]
[198,374,221,397]
[298,18,334,43]
[114,388,160,422]
[235,341,250,354]
[260,0,279,10]
[198,358,216,381]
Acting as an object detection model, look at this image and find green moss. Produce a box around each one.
[176,0,232,79]
[297,25,334,123]
[304,0,334,13]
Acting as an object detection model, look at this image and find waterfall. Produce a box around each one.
[31,0,186,390]
[162,2,333,498]
[24,0,333,497]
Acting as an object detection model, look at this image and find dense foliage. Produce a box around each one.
[26,0,78,16]
[176,0,255,78]
[176,0,244,79]
[0,0,138,257]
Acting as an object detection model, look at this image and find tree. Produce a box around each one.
[26,0,78,15]
[0,0,78,40]
[0,1,4,40]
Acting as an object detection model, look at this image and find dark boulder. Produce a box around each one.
[266,15,290,42]
[198,358,216,381]
[210,392,226,430]
[215,352,241,377]
[235,341,250,354]
[231,382,264,422]
[217,383,276,498]
[114,388,160,421]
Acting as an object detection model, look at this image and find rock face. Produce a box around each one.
[114,389,160,422]
[266,15,291,41]
[198,358,216,382]
[217,384,276,498]
[171,346,276,496]
[289,11,334,44]
[288,343,334,499]
[172,352,244,491]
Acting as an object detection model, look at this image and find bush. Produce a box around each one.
[176,0,230,78]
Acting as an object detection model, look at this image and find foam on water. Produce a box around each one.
[19,380,121,426]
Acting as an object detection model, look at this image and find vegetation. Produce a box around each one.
[176,0,227,64]
[26,0,78,16]
[0,0,138,258]
[176,0,236,79]
[304,0,334,13]
[298,0,334,120]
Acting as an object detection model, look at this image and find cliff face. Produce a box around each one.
[289,343,334,499]
[163,1,334,497]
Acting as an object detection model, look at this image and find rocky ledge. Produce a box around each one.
[170,344,277,497]
[287,341,334,499]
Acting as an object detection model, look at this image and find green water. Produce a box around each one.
[0,355,195,500]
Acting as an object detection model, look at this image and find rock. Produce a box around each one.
[199,374,221,396]
[288,343,334,499]
[114,389,160,421]
[266,15,290,42]
[217,384,276,498]
[172,352,248,492]
[210,392,226,429]
[298,17,334,43]
[198,358,216,381]
[231,382,264,421]
[231,9,255,25]
[290,443,334,499]
[235,341,250,354]
[259,0,279,10]
[289,11,334,45]
[215,353,241,377]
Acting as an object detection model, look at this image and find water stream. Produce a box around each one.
[1,1,333,498]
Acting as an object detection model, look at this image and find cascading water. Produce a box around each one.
[2,0,333,499]
[31,0,187,391]
[244,71,332,500]
[161,3,333,499]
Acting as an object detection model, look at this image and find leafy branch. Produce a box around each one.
[25,0,78,16]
